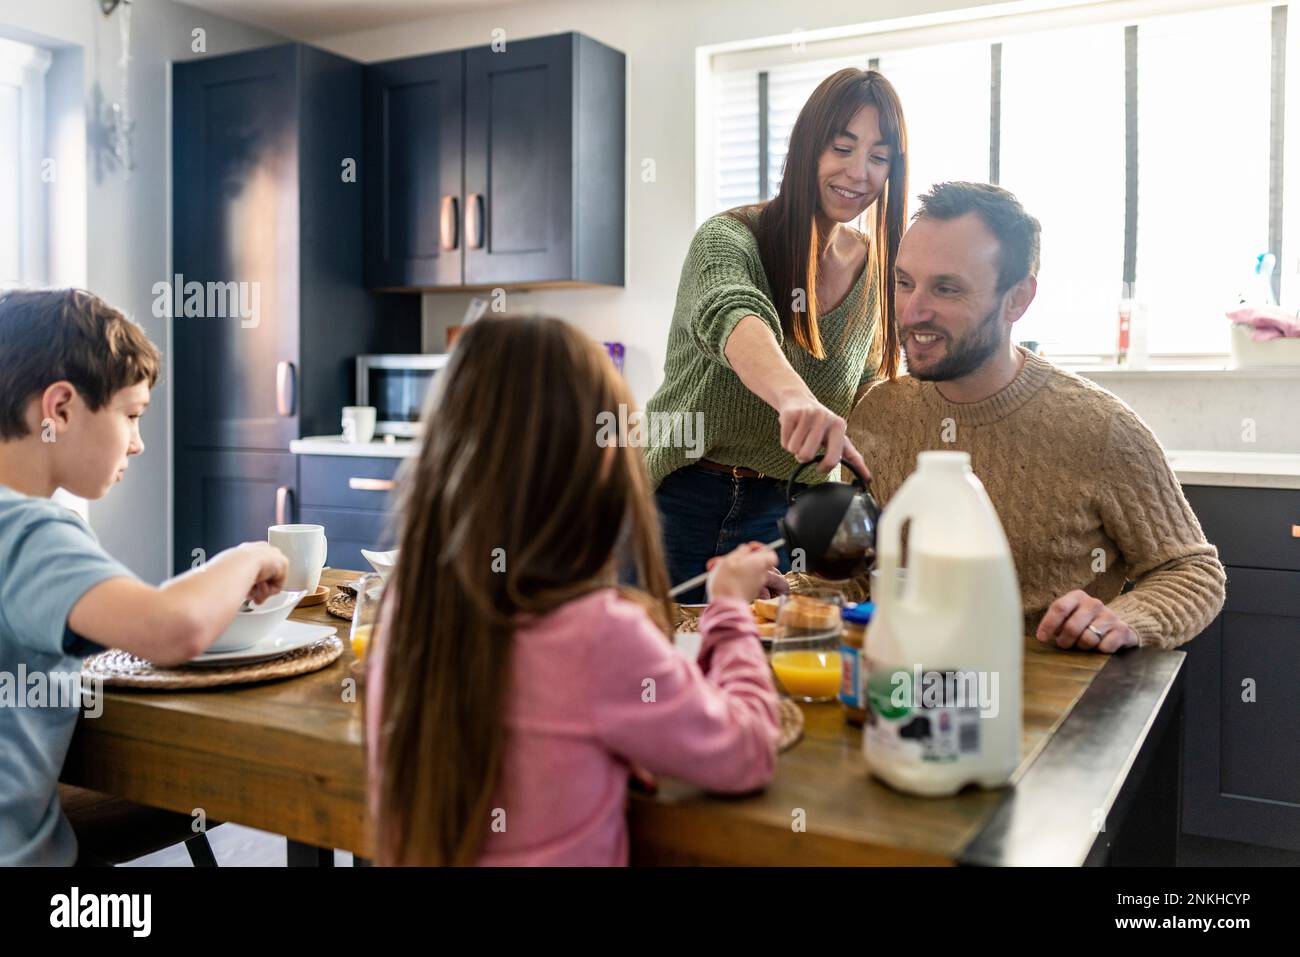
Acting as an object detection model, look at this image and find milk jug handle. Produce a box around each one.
[875,473,926,567]
[784,456,870,505]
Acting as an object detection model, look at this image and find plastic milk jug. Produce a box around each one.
[863,451,1023,796]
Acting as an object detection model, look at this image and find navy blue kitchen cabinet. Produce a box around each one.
[172,44,419,574]
[172,450,297,573]
[297,455,402,571]
[363,50,463,289]
[1181,484,1300,853]
[364,32,625,290]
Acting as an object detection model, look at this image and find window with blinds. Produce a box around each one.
[706,1,1294,359]
[0,36,50,288]
[0,81,20,285]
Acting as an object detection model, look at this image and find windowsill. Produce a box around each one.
[1054,358,1300,380]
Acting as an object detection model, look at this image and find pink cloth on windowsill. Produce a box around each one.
[1227,305,1300,341]
[365,590,780,866]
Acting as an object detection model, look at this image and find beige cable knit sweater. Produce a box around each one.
[792,348,1226,650]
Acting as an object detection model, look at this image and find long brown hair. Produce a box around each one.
[727,68,908,379]
[374,315,674,866]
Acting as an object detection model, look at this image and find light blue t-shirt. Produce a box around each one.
[0,485,133,866]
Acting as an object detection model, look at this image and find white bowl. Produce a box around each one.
[361,548,398,581]
[207,590,306,653]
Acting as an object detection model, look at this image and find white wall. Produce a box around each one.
[0,0,283,583]
[318,0,1299,458]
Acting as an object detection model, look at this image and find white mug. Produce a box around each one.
[268,524,328,593]
[342,406,377,445]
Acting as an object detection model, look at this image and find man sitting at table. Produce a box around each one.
[797,182,1225,652]
[0,288,288,865]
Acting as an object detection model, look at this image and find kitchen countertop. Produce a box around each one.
[290,435,416,458]
[289,437,1299,490]
[1165,450,1300,490]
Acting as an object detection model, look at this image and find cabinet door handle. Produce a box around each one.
[440,194,459,250]
[466,192,484,249]
[275,486,293,525]
[349,477,396,492]
[276,361,296,417]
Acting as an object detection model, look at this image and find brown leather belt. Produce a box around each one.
[695,459,770,480]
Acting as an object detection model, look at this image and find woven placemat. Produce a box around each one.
[82,636,344,689]
[326,591,355,620]
[777,698,804,752]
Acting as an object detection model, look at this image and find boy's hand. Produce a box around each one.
[706,542,780,603]
[234,541,289,604]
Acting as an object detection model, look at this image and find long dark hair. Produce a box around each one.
[728,68,908,379]
[374,315,674,866]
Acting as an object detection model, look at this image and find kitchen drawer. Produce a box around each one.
[299,506,398,571]
[298,455,402,511]
[1183,485,1300,572]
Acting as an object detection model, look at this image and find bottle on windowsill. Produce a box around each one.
[1117,287,1132,366]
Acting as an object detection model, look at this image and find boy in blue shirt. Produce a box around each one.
[0,288,289,866]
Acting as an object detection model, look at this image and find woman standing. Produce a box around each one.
[645,69,908,599]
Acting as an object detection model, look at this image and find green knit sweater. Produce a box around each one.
[643,211,880,489]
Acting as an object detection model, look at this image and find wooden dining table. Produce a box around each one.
[61,567,1186,866]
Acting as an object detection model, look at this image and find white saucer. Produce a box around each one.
[187,620,338,667]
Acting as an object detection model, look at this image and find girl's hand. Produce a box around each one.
[705,551,790,598]
[706,542,780,603]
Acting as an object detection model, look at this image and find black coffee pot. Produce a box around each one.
[778,458,881,580]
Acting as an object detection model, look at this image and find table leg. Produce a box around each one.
[286,839,335,866]
[1102,673,1184,866]
[185,834,219,867]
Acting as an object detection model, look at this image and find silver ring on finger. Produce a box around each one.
[1087,623,1108,639]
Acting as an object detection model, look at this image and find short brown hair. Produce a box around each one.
[914,182,1041,293]
[0,288,161,439]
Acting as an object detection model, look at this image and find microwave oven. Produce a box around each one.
[355,354,451,438]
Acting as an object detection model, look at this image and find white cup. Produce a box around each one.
[268,524,328,593]
[342,406,377,445]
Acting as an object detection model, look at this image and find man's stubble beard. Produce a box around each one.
[905,296,1007,382]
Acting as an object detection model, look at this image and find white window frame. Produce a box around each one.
[0,35,51,287]
[695,0,1289,366]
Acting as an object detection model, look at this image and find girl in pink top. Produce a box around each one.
[366,316,782,866]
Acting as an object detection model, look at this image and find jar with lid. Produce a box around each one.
[839,602,874,725]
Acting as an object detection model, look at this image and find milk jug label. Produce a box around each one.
[866,666,989,764]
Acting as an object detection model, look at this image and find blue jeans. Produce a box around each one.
[654,463,794,603]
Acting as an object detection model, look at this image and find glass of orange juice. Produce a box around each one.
[350,573,384,661]
[770,590,843,703]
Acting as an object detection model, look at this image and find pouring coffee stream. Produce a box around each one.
[667,459,882,599]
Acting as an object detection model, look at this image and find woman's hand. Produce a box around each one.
[723,315,872,478]
[707,542,781,603]
[777,390,871,478]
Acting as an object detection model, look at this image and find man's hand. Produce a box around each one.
[1036,590,1140,653]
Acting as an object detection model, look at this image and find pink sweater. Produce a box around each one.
[365,590,780,866]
